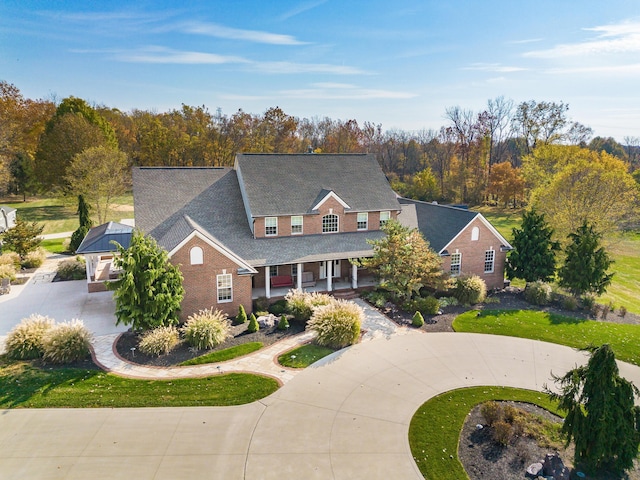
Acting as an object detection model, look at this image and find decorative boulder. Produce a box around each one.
[542,452,570,480]
[525,462,543,478]
[257,314,277,329]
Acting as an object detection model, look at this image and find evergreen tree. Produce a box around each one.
[0,216,43,259]
[558,221,613,297]
[234,304,248,325]
[247,313,259,333]
[108,230,184,332]
[69,195,93,253]
[547,344,640,473]
[506,209,560,282]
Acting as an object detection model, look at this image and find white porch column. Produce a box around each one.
[351,262,358,289]
[326,260,333,292]
[297,263,303,290]
[265,267,271,299]
[85,254,93,284]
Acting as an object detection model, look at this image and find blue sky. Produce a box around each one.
[2,0,640,141]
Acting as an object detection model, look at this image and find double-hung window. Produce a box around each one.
[484,249,495,273]
[217,273,232,303]
[357,212,368,231]
[291,216,303,235]
[265,217,277,236]
[322,214,339,233]
[450,252,462,276]
[379,211,390,227]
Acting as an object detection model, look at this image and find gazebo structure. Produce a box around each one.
[76,221,133,292]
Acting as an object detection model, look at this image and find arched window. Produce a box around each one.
[322,214,339,233]
[471,226,479,241]
[190,246,204,265]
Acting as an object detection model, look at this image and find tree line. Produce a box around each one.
[1,81,639,234]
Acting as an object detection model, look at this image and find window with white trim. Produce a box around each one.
[471,226,479,241]
[189,246,203,265]
[484,249,495,273]
[265,217,277,236]
[450,252,462,276]
[357,212,368,230]
[322,214,339,233]
[217,273,232,303]
[291,216,303,235]
[379,211,390,227]
[291,264,298,281]
[269,265,278,277]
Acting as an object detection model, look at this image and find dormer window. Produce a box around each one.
[322,214,339,233]
[265,217,277,236]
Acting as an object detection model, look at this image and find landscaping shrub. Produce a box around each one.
[480,401,503,426]
[233,304,248,325]
[268,299,287,316]
[561,295,578,311]
[580,295,596,311]
[4,314,55,359]
[181,308,230,350]
[452,274,487,305]
[307,299,363,349]
[363,289,389,308]
[0,263,16,281]
[405,296,439,315]
[21,248,46,269]
[277,315,290,331]
[524,281,552,305]
[438,296,459,308]
[619,306,628,318]
[0,252,20,269]
[285,289,332,322]
[492,420,513,446]
[56,257,86,280]
[253,296,269,312]
[42,319,93,364]
[138,326,180,356]
[247,313,259,333]
[412,311,425,328]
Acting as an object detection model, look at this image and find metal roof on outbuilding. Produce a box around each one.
[75,221,134,254]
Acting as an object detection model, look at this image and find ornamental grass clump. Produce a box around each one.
[56,257,86,280]
[0,263,16,281]
[453,274,487,305]
[42,319,93,364]
[138,326,180,356]
[285,289,333,322]
[307,299,363,349]
[524,280,553,306]
[21,248,46,269]
[0,252,20,269]
[181,308,230,350]
[4,314,55,360]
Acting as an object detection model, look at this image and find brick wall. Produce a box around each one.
[171,236,253,318]
[440,218,507,290]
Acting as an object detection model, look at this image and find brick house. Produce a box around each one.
[132,153,511,317]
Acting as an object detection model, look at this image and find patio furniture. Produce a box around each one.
[270,275,294,288]
[0,277,10,295]
[301,271,316,287]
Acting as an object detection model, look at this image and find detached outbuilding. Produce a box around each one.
[0,206,17,233]
[76,221,133,292]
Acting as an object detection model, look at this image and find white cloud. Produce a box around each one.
[463,63,527,73]
[113,47,249,65]
[279,0,327,21]
[545,63,640,75]
[507,38,543,45]
[182,22,308,45]
[524,20,640,58]
[279,87,417,100]
[311,82,357,89]
[253,61,368,75]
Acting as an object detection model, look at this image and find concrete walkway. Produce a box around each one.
[4,333,639,479]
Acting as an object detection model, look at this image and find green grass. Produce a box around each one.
[278,344,336,368]
[453,309,640,365]
[409,386,559,480]
[179,342,263,366]
[1,193,133,234]
[0,357,278,408]
[39,238,70,254]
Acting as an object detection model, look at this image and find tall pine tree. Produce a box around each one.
[506,209,560,282]
[558,221,613,297]
[69,194,93,253]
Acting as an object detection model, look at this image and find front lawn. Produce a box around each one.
[278,344,336,368]
[179,342,263,366]
[453,309,640,365]
[409,386,560,480]
[0,357,278,408]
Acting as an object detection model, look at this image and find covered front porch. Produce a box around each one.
[251,259,377,300]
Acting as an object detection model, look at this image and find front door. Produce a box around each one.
[319,260,341,279]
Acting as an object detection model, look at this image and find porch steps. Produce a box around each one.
[332,290,359,300]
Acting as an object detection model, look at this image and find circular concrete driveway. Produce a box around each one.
[4,332,640,479]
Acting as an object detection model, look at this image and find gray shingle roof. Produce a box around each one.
[76,221,133,254]
[397,198,479,253]
[236,153,400,217]
[133,166,383,267]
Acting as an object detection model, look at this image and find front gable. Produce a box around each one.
[311,190,351,212]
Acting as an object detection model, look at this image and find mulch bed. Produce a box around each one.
[115,320,305,367]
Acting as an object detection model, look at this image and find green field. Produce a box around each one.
[0,193,134,235]
[479,207,640,314]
